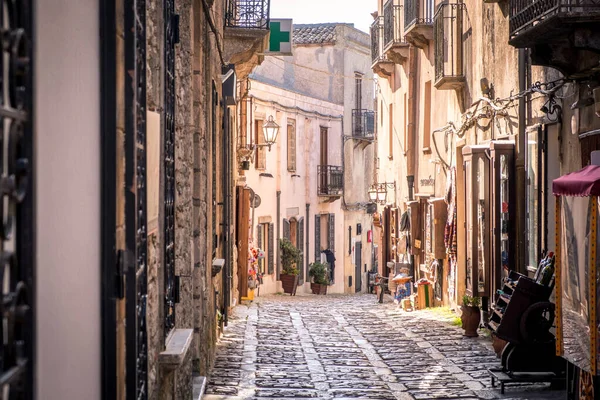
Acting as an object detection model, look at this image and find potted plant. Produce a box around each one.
[461,295,481,337]
[308,261,330,295]
[279,238,302,295]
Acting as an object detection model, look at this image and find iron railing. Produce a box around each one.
[318,165,344,196]
[371,17,383,63]
[405,0,435,30]
[434,3,464,83]
[0,0,34,398]
[509,0,600,41]
[384,0,406,48]
[352,109,376,139]
[224,0,270,29]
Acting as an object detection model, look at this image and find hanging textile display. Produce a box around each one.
[445,167,458,301]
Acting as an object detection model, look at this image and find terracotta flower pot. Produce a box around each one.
[310,283,328,295]
[280,274,298,295]
[461,305,481,337]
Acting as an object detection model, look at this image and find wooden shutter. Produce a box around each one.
[283,218,290,240]
[287,121,296,172]
[255,119,266,169]
[257,225,263,273]
[315,214,321,261]
[329,213,335,252]
[298,217,304,283]
[268,223,274,274]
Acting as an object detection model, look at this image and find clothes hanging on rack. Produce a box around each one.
[322,249,336,285]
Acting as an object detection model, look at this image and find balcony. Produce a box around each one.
[383,0,409,64]
[509,0,600,74]
[351,109,376,147]
[223,0,271,80]
[434,3,465,91]
[318,165,344,199]
[371,17,394,79]
[404,0,434,48]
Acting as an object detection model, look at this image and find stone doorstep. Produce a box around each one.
[159,328,193,372]
[192,374,207,400]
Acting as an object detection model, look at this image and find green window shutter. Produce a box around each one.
[315,214,321,262]
[329,214,335,252]
[257,225,263,273]
[268,223,274,275]
[283,218,290,240]
[298,217,305,283]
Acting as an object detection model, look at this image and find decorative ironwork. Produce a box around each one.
[384,1,405,48]
[351,109,376,139]
[317,165,344,196]
[405,0,434,30]
[164,0,177,337]
[125,0,148,398]
[434,3,464,84]
[509,0,600,43]
[370,17,383,64]
[224,0,270,29]
[0,0,34,398]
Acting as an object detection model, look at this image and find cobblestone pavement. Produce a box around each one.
[204,294,565,400]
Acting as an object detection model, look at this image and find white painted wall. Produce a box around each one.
[35,1,101,398]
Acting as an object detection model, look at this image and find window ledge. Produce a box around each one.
[422,147,432,154]
[159,328,193,371]
[193,374,207,400]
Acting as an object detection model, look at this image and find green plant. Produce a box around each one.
[462,294,481,308]
[279,238,301,275]
[308,261,330,285]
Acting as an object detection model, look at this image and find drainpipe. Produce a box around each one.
[516,49,527,274]
[407,45,418,202]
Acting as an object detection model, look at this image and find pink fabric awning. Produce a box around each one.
[553,165,600,197]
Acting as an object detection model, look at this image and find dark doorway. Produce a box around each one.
[355,242,362,292]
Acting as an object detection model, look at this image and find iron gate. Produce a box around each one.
[0,0,35,398]
[164,0,178,339]
[125,0,148,398]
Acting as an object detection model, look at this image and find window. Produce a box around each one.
[388,103,393,159]
[423,81,431,152]
[255,119,266,169]
[287,119,296,172]
[257,223,274,274]
[355,73,363,110]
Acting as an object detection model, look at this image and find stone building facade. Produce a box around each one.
[15,0,269,399]
[238,23,376,297]
[371,0,600,313]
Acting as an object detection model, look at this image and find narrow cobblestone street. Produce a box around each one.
[204,294,565,400]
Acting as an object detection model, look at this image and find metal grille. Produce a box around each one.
[434,3,464,83]
[509,0,600,40]
[370,17,383,63]
[351,109,376,139]
[298,218,304,283]
[315,215,321,262]
[224,0,270,29]
[125,0,148,398]
[384,1,405,48]
[405,0,434,30]
[164,0,177,337]
[268,223,274,274]
[317,165,344,196]
[0,0,35,398]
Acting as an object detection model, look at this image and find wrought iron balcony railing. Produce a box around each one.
[383,0,406,49]
[509,0,600,46]
[224,0,270,29]
[405,0,435,30]
[434,3,465,89]
[318,165,344,196]
[371,17,384,64]
[352,109,376,139]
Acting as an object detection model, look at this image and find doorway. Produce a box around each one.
[355,242,362,292]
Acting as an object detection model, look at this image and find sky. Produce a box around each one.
[270,0,375,34]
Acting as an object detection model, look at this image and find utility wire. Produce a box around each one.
[201,0,226,66]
